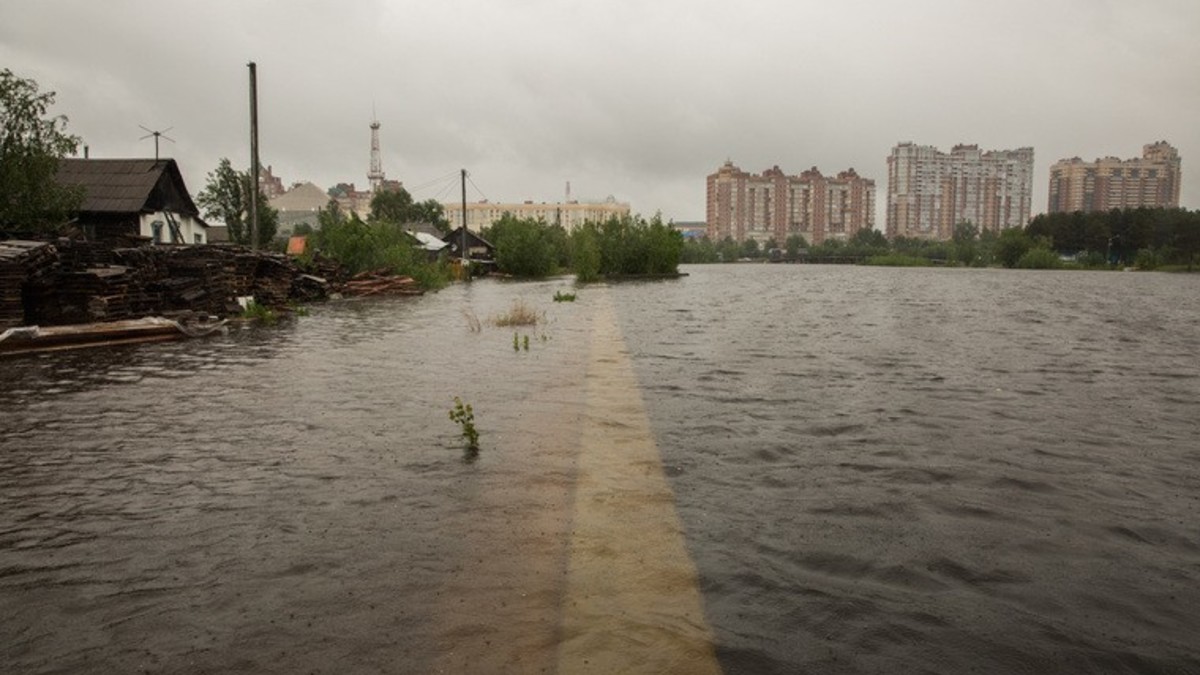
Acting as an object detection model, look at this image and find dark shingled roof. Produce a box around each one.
[55,158,204,220]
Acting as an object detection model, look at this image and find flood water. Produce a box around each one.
[2,264,1199,674]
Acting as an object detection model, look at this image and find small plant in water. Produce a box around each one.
[523,334,529,351]
[513,332,520,351]
[448,397,480,453]
[461,308,482,333]
[492,298,540,326]
[553,290,576,302]
[241,300,278,324]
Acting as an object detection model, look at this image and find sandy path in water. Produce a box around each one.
[429,287,720,674]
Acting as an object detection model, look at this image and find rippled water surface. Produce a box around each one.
[2,265,1199,674]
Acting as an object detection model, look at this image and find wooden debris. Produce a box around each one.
[341,270,424,297]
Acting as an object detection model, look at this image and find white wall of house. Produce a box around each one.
[140,212,209,244]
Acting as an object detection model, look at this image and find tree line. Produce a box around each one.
[683,208,1200,271]
[481,212,684,281]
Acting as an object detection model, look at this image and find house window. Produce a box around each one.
[194,233,203,244]
[151,221,164,243]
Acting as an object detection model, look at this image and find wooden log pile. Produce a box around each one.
[250,256,296,307]
[1,239,339,328]
[340,269,424,297]
[0,241,59,330]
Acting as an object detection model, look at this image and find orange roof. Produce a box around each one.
[286,235,307,255]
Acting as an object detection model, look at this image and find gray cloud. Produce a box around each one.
[3,0,1197,223]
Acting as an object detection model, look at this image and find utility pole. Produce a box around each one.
[248,62,260,250]
[461,168,470,281]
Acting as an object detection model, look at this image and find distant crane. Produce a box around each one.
[138,125,175,161]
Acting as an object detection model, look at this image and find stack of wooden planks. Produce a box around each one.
[340,269,424,297]
[0,241,58,330]
[1,239,341,327]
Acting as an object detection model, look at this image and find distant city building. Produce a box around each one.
[443,196,630,233]
[259,165,285,199]
[270,181,329,234]
[1048,141,1181,213]
[328,180,400,219]
[886,143,1033,240]
[706,161,875,245]
[671,221,708,240]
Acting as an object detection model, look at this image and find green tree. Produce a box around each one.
[952,221,979,266]
[740,238,760,259]
[490,213,556,277]
[844,228,889,257]
[0,68,83,232]
[717,236,740,263]
[1172,209,1200,271]
[571,224,601,282]
[307,211,451,288]
[369,186,415,224]
[409,198,451,233]
[681,236,718,263]
[197,157,278,247]
[995,227,1033,268]
[785,234,809,257]
[318,198,345,230]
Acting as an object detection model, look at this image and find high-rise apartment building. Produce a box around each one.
[886,143,1033,240]
[1047,141,1181,213]
[706,161,875,245]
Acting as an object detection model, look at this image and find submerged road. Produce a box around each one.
[557,292,719,673]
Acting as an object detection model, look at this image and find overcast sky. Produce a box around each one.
[3,0,1198,225]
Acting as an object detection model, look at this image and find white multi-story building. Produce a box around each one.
[886,143,1034,240]
[443,197,630,232]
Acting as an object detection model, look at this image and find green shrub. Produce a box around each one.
[1075,250,1108,269]
[1134,248,1160,270]
[863,254,935,267]
[1014,248,1063,269]
[489,214,558,277]
[307,214,451,289]
[241,299,278,323]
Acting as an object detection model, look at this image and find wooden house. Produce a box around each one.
[442,226,495,263]
[54,158,210,245]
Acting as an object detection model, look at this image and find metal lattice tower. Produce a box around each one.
[368,117,385,192]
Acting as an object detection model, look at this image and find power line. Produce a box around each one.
[466,173,489,202]
[406,170,461,196]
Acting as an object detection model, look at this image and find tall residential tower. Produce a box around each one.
[1048,141,1181,213]
[706,161,875,245]
[886,143,1033,240]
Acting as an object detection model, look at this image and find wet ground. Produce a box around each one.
[2,265,1199,674]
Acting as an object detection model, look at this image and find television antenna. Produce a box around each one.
[138,125,175,161]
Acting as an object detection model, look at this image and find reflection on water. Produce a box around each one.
[2,267,1199,673]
